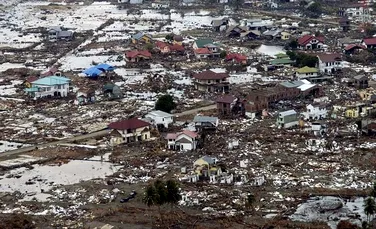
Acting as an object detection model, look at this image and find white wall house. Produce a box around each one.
[303,104,328,120]
[145,110,174,128]
[317,53,344,74]
[295,66,319,80]
[166,130,198,151]
[25,76,70,99]
[152,1,170,8]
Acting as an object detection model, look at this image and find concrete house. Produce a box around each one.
[276,110,299,128]
[193,115,219,131]
[165,130,198,151]
[351,75,369,89]
[303,104,328,120]
[25,76,70,99]
[296,66,319,80]
[131,32,152,44]
[298,35,325,50]
[192,70,230,93]
[362,38,376,49]
[216,95,246,117]
[192,39,220,58]
[145,110,174,128]
[317,53,343,74]
[108,118,151,145]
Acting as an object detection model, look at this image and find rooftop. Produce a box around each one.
[193,115,218,123]
[108,118,150,130]
[296,66,318,74]
[32,76,70,86]
[148,110,173,117]
[279,110,296,116]
[192,70,229,80]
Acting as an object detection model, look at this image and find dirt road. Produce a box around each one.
[251,9,358,28]
[0,104,217,158]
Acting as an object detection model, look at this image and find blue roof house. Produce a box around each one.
[83,64,115,78]
[25,76,71,99]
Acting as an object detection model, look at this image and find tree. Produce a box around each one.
[230,0,243,10]
[155,94,176,113]
[165,34,174,41]
[220,50,227,58]
[143,184,157,207]
[306,2,322,18]
[145,43,154,51]
[142,180,181,223]
[364,197,376,223]
[337,220,360,229]
[370,182,376,198]
[166,179,181,207]
[288,40,298,50]
[286,50,297,60]
[245,193,255,211]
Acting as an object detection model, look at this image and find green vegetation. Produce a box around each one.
[155,94,176,113]
[220,50,227,58]
[286,51,318,68]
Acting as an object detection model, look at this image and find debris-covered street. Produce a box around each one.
[1,0,376,228]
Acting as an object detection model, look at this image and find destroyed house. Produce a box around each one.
[145,110,174,128]
[276,110,299,128]
[193,116,219,131]
[108,118,151,145]
[192,70,230,93]
[216,95,246,117]
[211,18,229,32]
[48,26,73,41]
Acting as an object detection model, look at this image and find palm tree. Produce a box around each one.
[370,182,376,198]
[364,197,376,223]
[166,179,181,208]
[143,184,157,208]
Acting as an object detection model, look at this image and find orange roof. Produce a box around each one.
[194,48,212,55]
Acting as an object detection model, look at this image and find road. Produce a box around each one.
[0,104,217,158]
[252,9,358,28]
[173,104,216,117]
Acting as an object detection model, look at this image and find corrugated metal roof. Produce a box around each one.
[279,110,296,116]
[148,110,173,117]
[32,76,70,86]
[193,116,218,123]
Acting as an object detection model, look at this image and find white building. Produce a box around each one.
[295,66,319,80]
[303,104,328,120]
[317,53,344,74]
[166,130,198,151]
[152,0,170,8]
[145,110,174,128]
[25,76,70,99]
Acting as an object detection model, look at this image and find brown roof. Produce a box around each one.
[173,35,183,42]
[194,48,212,55]
[193,70,229,80]
[125,50,152,58]
[216,95,236,103]
[317,53,342,63]
[108,118,150,130]
[363,38,376,46]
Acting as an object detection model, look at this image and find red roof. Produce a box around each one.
[344,44,366,51]
[194,48,212,55]
[155,41,169,49]
[181,130,198,138]
[225,53,247,62]
[125,50,152,58]
[317,53,342,63]
[26,76,38,83]
[193,70,229,80]
[170,44,185,52]
[108,118,150,130]
[298,35,325,46]
[363,38,376,46]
